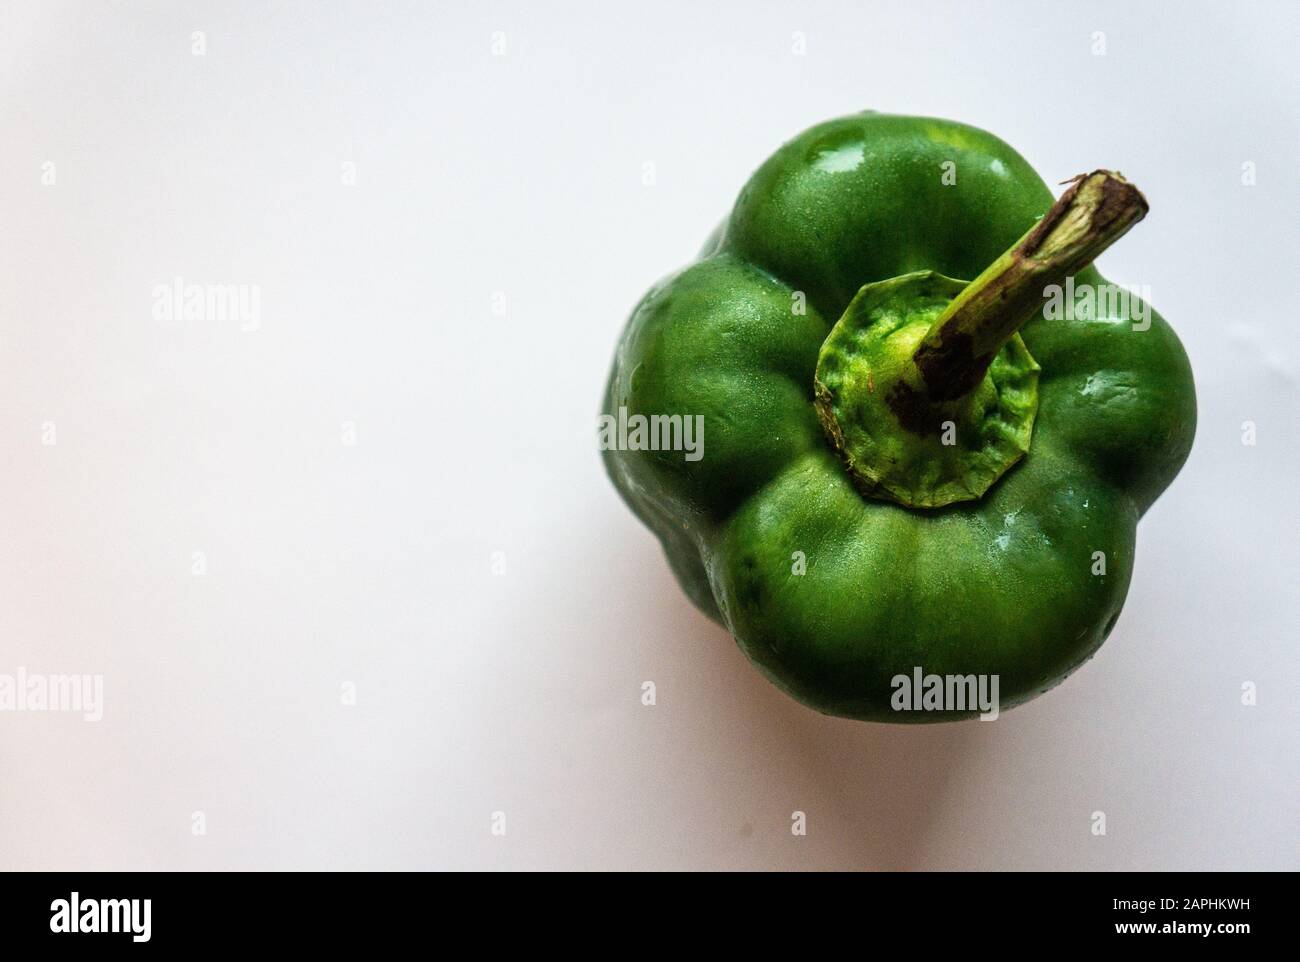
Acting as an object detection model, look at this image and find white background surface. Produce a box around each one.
[1,1,1296,870]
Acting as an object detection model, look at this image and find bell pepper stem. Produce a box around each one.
[913,170,1148,402]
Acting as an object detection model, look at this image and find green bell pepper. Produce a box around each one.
[601,112,1195,721]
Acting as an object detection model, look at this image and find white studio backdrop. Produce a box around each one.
[0,0,1296,870]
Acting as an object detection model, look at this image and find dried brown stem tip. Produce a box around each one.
[913,170,1148,402]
